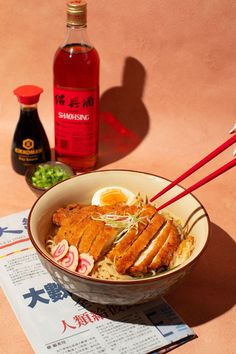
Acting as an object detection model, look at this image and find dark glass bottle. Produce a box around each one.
[53,0,99,172]
[11,85,51,175]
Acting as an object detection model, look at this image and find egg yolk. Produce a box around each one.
[100,189,128,205]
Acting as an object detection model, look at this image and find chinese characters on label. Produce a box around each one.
[55,94,94,109]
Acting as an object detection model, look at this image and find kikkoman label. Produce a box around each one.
[15,139,43,155]
[54,87,98,156]
[15,148,43,155]
[23,138,34,150]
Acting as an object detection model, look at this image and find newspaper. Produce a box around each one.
[0,210,196,354]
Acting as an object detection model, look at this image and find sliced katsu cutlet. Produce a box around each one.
[148,224,181,270]
[78,219,105,254]
[114,213,165,274]
[54,215,90,246]
[88,226,119,261]
[53,204,98,227]
[52,203,81,226]
[129,220,173,276]
[108,204,156,262]
[99,203,139,216]
[88,204,139,261]
[53,205,99,246]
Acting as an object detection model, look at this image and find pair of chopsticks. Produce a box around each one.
[150,133,236,211]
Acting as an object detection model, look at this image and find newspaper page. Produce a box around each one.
[0,210,195,354]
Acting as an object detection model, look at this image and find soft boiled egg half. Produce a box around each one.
[91,186,136,206]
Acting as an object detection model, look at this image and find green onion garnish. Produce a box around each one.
[31,164,71,189]
[92,211,147,243]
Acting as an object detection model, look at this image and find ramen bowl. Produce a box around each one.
[28,169,210,305]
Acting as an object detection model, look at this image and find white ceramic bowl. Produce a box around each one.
[28,170,210,305]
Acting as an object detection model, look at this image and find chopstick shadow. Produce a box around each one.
[165,222,236,326]
[97,56,150,168]
[182,206,206,234]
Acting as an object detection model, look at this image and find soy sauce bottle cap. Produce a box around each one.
[13,85,43,105]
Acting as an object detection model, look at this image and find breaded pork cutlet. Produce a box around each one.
[108,204,156,262]
[52,203,81,226]
[114,213,165,274]
[88,205,140,260]
[148,225,181,270]
[54,215,90,246]
[52,202,186,277]
[53,203,140,261]
[89,226,119,261]
[78,219,104,254]
[98,204,138,216]
[53,205,99,245]
[53,204,98,227]
[129,220,173,276]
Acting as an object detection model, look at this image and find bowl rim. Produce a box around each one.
[28,168,211,285]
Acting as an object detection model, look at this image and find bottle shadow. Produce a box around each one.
[165,222,236,326]
[97,57,150,168]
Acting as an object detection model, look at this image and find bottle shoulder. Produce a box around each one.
[14,109,47,133]
[54,43,99,61]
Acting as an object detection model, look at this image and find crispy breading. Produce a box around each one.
[53,205,99,245]
[88,204,141,261]
[54,215,91,246]
[129,220,172,276]
[53,204,98,227]
[51,202,189,277]
[89,226,119,261]
[148,225,181,270]
[78,219,105,254]
[99,204,139,216]
[108,204,156,262]
[67,205,98,224]
[52,203,80,226]
[114,213,165,274]
[53,203,139,257]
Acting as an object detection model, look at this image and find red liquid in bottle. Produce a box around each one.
[53,43,99,172]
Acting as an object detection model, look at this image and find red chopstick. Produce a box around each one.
[154,158,236,211]
[150,134,236,204]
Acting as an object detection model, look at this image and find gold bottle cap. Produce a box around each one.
[67,1,87,27]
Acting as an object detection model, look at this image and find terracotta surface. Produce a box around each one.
[0,0,235,353]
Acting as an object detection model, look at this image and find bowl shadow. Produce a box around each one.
[165,222,236,326]
[68,222,235,328]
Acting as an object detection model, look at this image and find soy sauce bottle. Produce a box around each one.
[11,85,51,175]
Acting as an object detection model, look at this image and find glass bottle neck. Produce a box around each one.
[20,103,38,111]
[19,104,40,121]
[61,25,92,49]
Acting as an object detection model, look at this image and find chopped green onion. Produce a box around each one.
[31,164,71,189]
[92,211,147,243]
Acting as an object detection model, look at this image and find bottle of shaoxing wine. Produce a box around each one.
[11,85,51,175]
[53,0,99,172]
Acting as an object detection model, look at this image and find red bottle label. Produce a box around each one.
[54,87,98,156]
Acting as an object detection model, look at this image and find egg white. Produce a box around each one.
[91,186,136,206]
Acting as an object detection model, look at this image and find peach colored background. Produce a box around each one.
[0,1,235,353]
